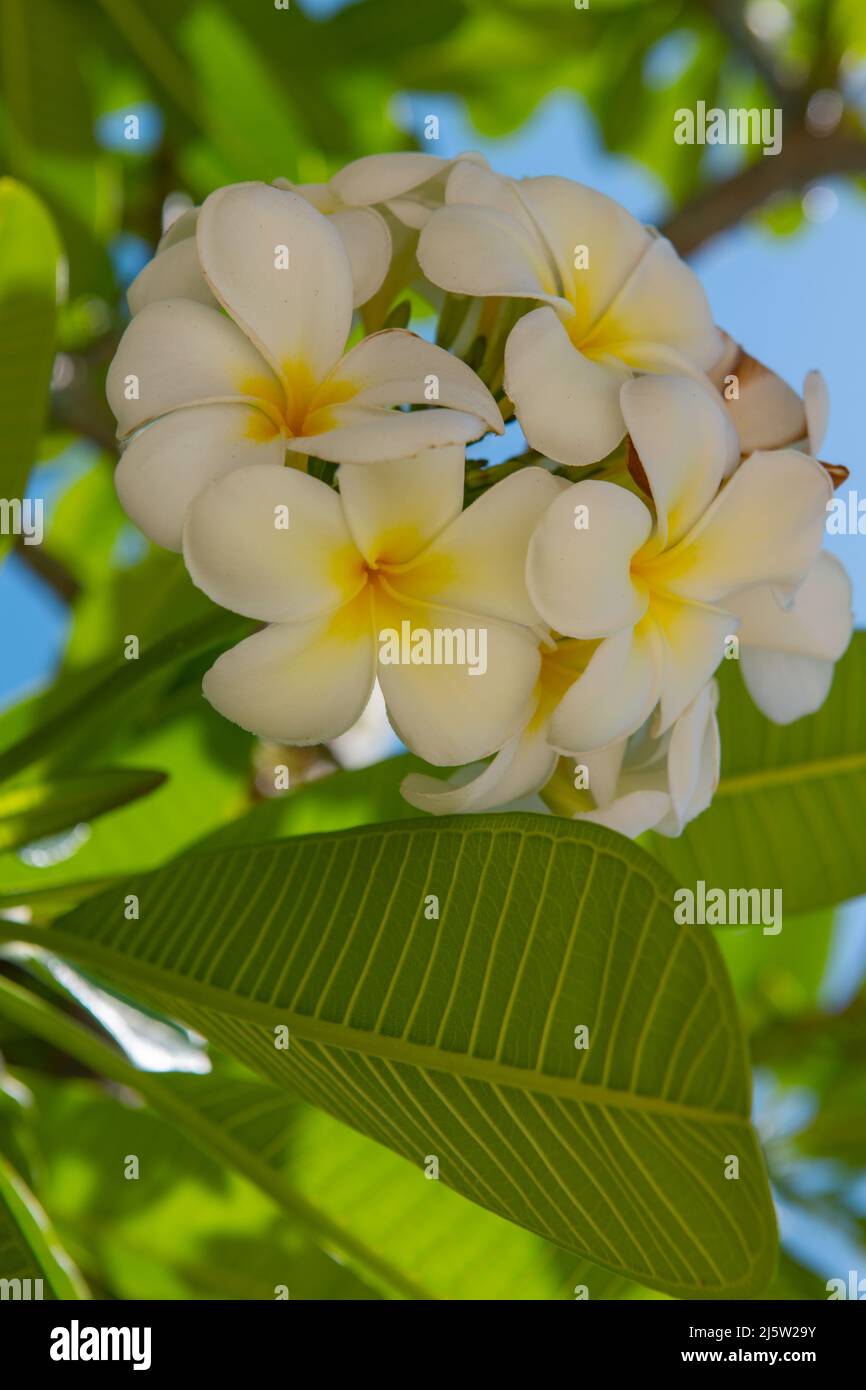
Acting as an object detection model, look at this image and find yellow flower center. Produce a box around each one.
[239,361,357,441]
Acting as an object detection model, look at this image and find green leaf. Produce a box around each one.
[0,977,650,1300]
[0,707,252,906]
[0,767,166,852]
[0,177,58,549]
[0,608,251,783]
[0,814,777,1297]
[196,753,423,851]
[0,1150,88,1299]
[649,634,866,914]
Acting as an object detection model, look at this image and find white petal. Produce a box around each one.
[804,369,830,454]
[580,740,628,809]
[516,176,650,331]
[323,327,504,430]
[288,404,492,465]
[417,203,562,305]
[740,649,834,725]
[127,237,214,315]
[183,464,364,623]
[331,152,452,207]
[577,789,672,838]
[585,235,721,373]
[658,449,832,603]
[621,374,739,547]
[337,447,465,566]
[730,552,853,723]
[157,206,198,252]
[106,299,280,437]
[652,596,733,734]
[400,723,556,814]
[197,182,353,384]
[505,307,631,467]
[662,680,720,833]
[398,467,566,627]
[376,598,540,766]
[330,206,391,308]
[202,604,375,745]
[549,623,662,752]
[527,478,651,638]
[116,404,284,552]
[275,179,340,213]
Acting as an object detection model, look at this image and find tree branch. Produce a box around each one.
[13,538,82,604]
[698,0,803,114]
[662,127,866,255]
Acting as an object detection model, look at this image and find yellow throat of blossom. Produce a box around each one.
[326,534,459,645]
[239,361,357,441]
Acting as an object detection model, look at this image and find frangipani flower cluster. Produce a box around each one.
[108,156,854,840]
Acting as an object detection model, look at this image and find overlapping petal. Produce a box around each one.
[107,299,281,438]
[197,182,354,384]
[621,374,739,547]
[376,594,540,766]
[324,328,504,430]
[183,464,364,623]
[400,719,556,813]
[728,552,853,723]
[527,477,651,638]
[583,236,720,373]
[654,447,831,602]
[399,466,566,627]
[116,404,284,552]
[127,236,214,315]
[505,308,631,467]
[337,447,465,565]
[516,176,650,331]
[549,621,662,752]
[202,600,376,746]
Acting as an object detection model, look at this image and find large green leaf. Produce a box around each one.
[0,977,649,1300]
[0,815,777,1297]
[0,767,166,852]
[0,177,58,548]
[649,635,866,914]
[0,608,251,783]
[0,1150,87,1299]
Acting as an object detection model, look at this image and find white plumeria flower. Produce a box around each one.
[275,151,487,310]
[131,154,485,315]
[417,164,721,466]
[182,449,562,765]
[526,374,832,752]
[401,633,719,840]
[109,183,502,551]
[720,377,852,724]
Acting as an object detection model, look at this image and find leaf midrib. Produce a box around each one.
[0,920,747,1129]
[716,748,866,797]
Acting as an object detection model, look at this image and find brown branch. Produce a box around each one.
[697,0,803,114]
[662,126,866,255]
[14,538,82,604]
